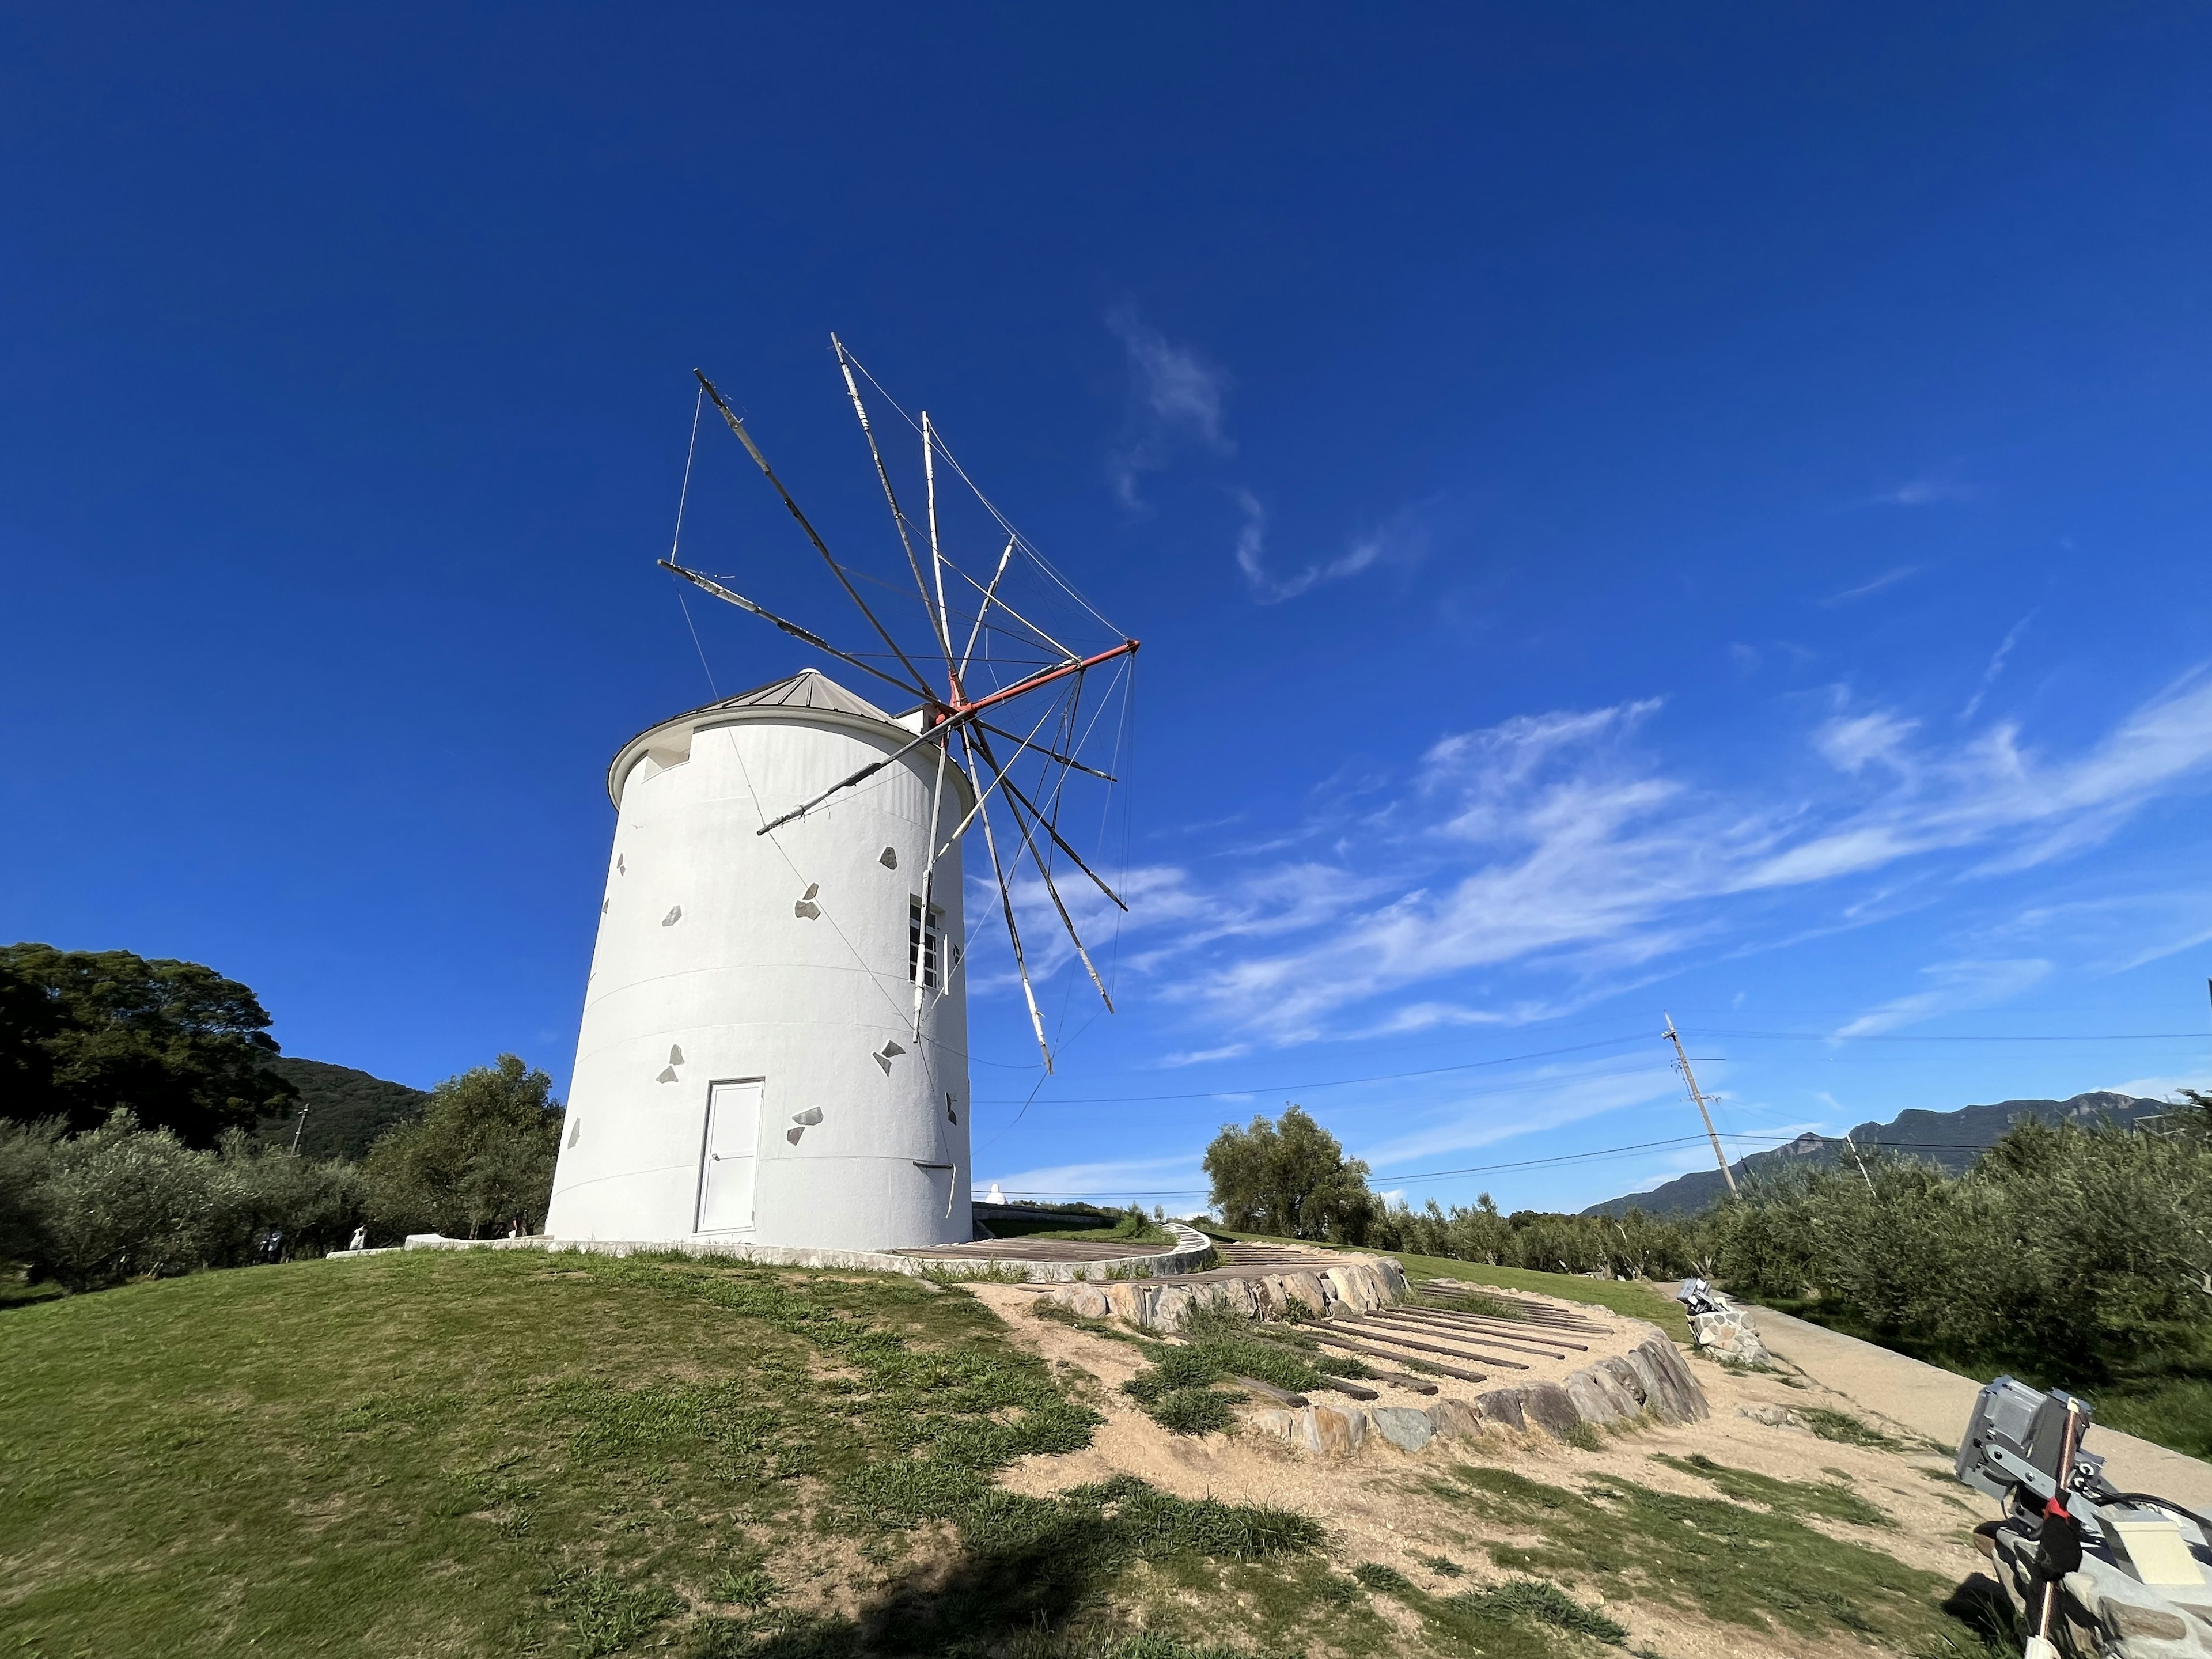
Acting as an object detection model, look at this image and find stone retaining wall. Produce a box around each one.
[1043,1253,1410,1331]
[1688,1305,1772,1365]
[1248,1331,1708,1456]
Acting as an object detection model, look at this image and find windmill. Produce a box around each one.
[661,339,1139,1074]
[542,342,1135,1253]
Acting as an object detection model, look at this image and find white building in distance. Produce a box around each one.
[544,669,975,1252]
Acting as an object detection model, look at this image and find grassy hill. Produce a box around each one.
[0,1251,1363,1658]
[1583,1089,2168,1217]
[253,1055,429,1158]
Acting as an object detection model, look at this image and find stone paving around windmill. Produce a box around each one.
[1029,1242,1711,1459]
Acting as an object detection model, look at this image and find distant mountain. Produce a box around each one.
[1582,1090,2172,1218]
[254,1056,429,1160]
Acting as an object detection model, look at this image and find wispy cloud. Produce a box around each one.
[1157,1043,1252,1067]
[1105,306,1232,508]
[1990,888,2212,976]
[1873,478,1976,507]
[1232,490,1410,604]
[1959,612,2035,722]
[961,666,2212,1048]
[1813,708,1919,774]
[1822,565,1921,605]
[1103,308,1402,604]
[1832,958,2052,1037]
[1351,1059,1682,1171]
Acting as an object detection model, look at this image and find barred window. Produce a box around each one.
[909,896,943,990]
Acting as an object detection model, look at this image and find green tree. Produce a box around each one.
[1202,1105,1375,1242]
[0,944,297,1145]
[32,1111,228,1291]
[362,1055,563,1240]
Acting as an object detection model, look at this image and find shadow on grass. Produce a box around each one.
[691,1474,1325,1658]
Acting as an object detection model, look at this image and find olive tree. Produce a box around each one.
[1202,1105,1375,1242]
[362,1055,562,1241]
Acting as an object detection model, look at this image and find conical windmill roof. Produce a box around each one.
[605,668,965,809]
[698,666,893,722]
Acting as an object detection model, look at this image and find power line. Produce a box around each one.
[971,1027,2209,1108]
[1700,1028,2207,1043]
[986,1121,2173,1198]
[970,1033,1654,1104]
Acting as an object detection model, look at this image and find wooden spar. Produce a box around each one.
[957,537,1016,680]
[953,638,1138,723]
[1323,1319,1534,1371]
[1292,1328,1495,1384]
[974,718,1117,782]
[1366,1370,1441,1395]
[1316,1376,1380,1402]
[1356,1310,1574,1360]
[904,415,1086,661]
[750,704,1114,839]
[658,562,930,703]
[832,335,940,658]
[1231,1376,1308,1408]
[996,766,1127,911]
[950,562,1082,667]
[1418,1285,1604,1330]
[968,725,1113,1013]
[929,690,1068,861]
[965,729,1052,1073]
[922,412,955,669]
[1394,1301,1601,1340]
[1371,1308,1582,1354]
[694,369,940,698]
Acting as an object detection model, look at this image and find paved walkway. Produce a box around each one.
[1749,1302,2212,1513]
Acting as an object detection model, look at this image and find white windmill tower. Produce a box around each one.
[543,343,1137,1253]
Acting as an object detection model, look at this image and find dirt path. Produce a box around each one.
[1748,1302,2212,1512]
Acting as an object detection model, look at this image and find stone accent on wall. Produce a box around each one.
[1688,1305,1772,1366]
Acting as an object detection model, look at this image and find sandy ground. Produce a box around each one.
[970,1283,1999,1659]
[1747,1302,2212,1513]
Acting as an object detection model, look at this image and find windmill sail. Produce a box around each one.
[664,343,1138,1071]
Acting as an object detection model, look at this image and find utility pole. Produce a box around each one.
[1663,1013,1737,1194]
[1843,1131,1876,1195]
[290,1104,310,1155]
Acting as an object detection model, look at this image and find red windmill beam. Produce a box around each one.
[934,638,1140,728]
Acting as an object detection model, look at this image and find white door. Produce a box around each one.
[696,1081,761,1232]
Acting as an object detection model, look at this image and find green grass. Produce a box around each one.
[1428,1461,1962,1649]
[1797,1406,1918,1450]
[1199,1228,1691,1342]
[1450,1577,1627,1645]
[1652,1452,1893,1528]
[3,1248,1996,1659]
[0,1267,64,1309]
[1117,1300,1393,1433]
[0,1251,1343,1657]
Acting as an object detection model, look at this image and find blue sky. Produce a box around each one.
[6,6,2211,1213]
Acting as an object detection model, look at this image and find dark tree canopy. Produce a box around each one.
[1202,1105,1375,1242]
[0,944,298,1146]
[362,1054,563,1240]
